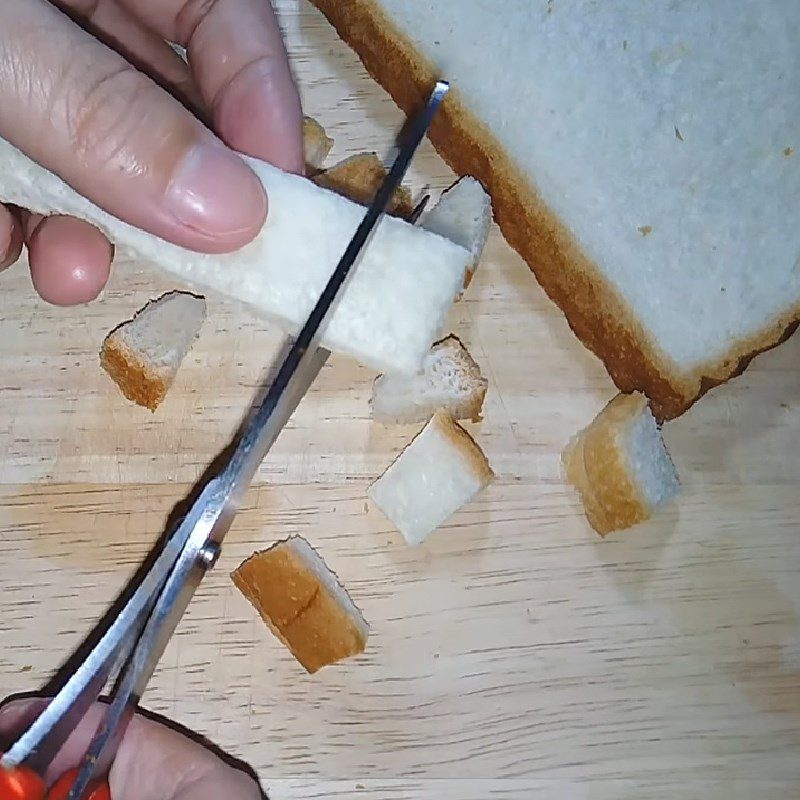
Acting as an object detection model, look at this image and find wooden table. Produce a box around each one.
[1,2,799,797]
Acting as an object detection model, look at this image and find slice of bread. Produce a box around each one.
[0,136,469,376]
[368,409,494,546]
[421,177,491,289]
[563,393,680,536]
[309,0,800,419]
[313,153,415,219]
[302,115,334,173]
[100,291,206,411]
[370,334,488,424]
[231,535,369,674]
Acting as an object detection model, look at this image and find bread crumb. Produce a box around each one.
[20,665,32,673]
[785,146,794,157]
[638,225,653,236]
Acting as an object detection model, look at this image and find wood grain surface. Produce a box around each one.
[0,2,798,797]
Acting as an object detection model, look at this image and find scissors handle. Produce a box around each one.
[0,765,109,800]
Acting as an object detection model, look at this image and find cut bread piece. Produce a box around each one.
[563,392,680,536]
[0,137,469,377]
[422,177,491,289]
[313,152,414,219]
[302,115,334,172]
[370,334,487,423]
[368,409,494,545]
[100,291,206,411]
[231,536,369,674]
[309,0,800,419]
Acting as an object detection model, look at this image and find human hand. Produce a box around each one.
[0,0,303,306]
[0,697,263,800]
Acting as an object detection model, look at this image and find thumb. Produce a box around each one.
[0,0,267,254]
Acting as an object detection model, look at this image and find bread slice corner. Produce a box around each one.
[100,290,206,411]
[231,535,369,674]
[422,176,492,290]
[370,334,488,424]
[312,152,414,219]
[563,392,680,536]
[368,409,494,546]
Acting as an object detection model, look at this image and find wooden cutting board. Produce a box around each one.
[0,2,798,797]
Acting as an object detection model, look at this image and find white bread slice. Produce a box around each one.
[368,409,494,546]
[302,116,334,172]
[100,291,206,411]
[312,152,415,219]
[563,393,680,537]
[0,136,469,376]
[421,177,491,288]
[231,535,368,674]
[309,0,800,419]
[370,334,487,424]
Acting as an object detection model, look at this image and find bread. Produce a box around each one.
[100,291,206,411]
[370,334,487,424]
[302,116,334,173]
[308,0,800,419]
[368,409,494,545]
[0,136,469,376]
[231,536,369,674]
[313,153,414,218]
[563,393,680,536]
[421,177,491,289]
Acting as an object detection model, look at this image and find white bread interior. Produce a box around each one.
[370,334,487,424]
[368,409,494,546]
[0,136,469,376]
[421,176,491,288]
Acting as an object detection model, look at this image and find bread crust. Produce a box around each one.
[100,338,167,412]
[563,393,668,536]
[312,152,414,218]
[308,0,800,420]
[231,537,368,674]
[431,409,494,486]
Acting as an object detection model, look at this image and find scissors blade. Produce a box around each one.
[65,79,451,800]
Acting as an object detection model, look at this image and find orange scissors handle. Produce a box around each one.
[0,764,109,800]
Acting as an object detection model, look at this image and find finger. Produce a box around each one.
[0,205,24,271]
[116,0,304,172]
[0,699,262,800]
[0,0,266,254]
[23,214,113,306]
[53,0,203,112]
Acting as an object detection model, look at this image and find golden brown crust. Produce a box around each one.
[308,0,800,420]
[312,152,414,219]
[563,393,652,536]
[432,409,494,485]
[302,115,334,173]
[231,538,368,674]
[99,338,166,412]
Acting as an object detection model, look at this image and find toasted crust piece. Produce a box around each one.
[313,153,414,219]
[307,0,800,420]
[563,393,679,536]
[302,115,334,173]
[100,291,206,412]
[371,334,488,424]
[231,536,369,674]
[100,340,166,412]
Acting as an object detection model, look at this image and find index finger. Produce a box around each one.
[119,0,303,173]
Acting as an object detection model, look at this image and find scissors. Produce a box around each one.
[0,80,450,800]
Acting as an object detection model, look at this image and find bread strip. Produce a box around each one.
[0,136,469,376]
